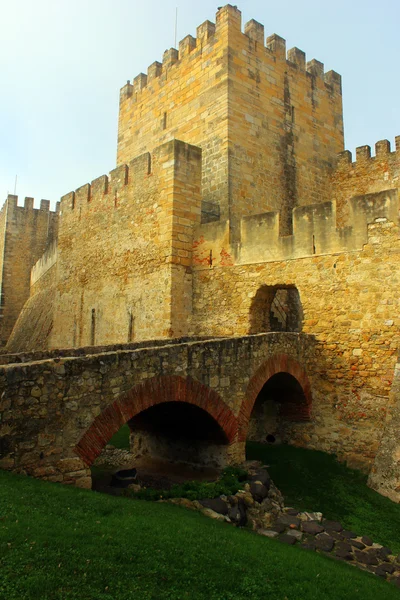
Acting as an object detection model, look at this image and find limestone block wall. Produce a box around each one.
[193,189,398,265]
[332,137,400,226]
[51,140,201,349]
[118,10,229,219]
[0,196,59,346]
[225,13,343,238]
[191,215,400,471]
[6,265,57,353]
[118,5,343,240]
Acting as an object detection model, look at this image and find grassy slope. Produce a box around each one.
[247,442,400,553]
[0,470,399,600]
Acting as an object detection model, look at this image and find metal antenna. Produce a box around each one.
[174,7,178,48]
[14,175,17,195]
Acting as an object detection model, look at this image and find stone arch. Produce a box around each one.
[238,353,312,441]
[248,284,303,334]
[75,375,238,466]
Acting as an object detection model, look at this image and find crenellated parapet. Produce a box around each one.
[60,151,151,214]
[0,194,59,347]
[332,136,400,226]
[337,136,400,169]
[2,194,60,216]
[192,189,399,267]
[120,4,341,105]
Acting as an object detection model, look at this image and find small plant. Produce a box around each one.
[124,465,249,501]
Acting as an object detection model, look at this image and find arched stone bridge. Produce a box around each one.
[0,333,317,487]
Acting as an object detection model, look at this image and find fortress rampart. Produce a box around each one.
[0,195,59,346]
[192,189,399,266]
[2,5,400,498]
[332,137,400,226]
[50,140,201,349]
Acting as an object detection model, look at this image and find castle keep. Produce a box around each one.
[1,5,400,500]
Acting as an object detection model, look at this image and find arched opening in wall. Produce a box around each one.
[249,285,303,334]
[247,372,310,444]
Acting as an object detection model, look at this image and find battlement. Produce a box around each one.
[60,151,152,213]
[193,189,399,267]
[2,194,60,215]
[337,136,400,168]
[120,4,341,105]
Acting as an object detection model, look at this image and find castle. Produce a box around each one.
[1,5,400,498]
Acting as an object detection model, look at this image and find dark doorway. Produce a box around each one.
[249,285,303,334]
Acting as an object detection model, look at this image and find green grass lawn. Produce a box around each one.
[1,467,399,600]
[107,423,130,450]
[247,442,400,553]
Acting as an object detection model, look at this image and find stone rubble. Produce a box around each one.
[161,461,400,588]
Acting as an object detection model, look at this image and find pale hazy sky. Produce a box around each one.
[0,0,399,209]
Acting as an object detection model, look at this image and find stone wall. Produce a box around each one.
[5,265,56,353]
[0,334,315,487]
[118,5,343,239]
[0,196,58,346]
[369,363,400,502]
[332,138,400,226]
[191,216,400,471]
[51,140,201,349]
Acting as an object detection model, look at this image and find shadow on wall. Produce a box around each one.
[249,285,303,334]
[128,401,231,470]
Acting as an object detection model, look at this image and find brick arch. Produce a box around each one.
[238,353,312,441]
[75,375,238,466]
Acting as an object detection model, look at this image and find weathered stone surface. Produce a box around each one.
[341,530,357,540]
[322,520,343,533]
[351,540,366,550]
[301,521,324,535]
[335,542,354,560]
[354,550,379,566]
[199,497,229,515]
[276,514,301,529]
[286,530,303,541]
[250,481,269,503]
[315,534,335,552]
[56,458,86,473]
[258,530,279,539]
[228,505,247,527]
[250,470,271,490]
[361,536,373,546]
[200,508,225,521]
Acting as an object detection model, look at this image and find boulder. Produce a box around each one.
[201,508,225,521]
[250,469,271,490]
[250,481,269,503]
[301,521,324,535]
[199,497,229,515]
[228,504,247,527]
